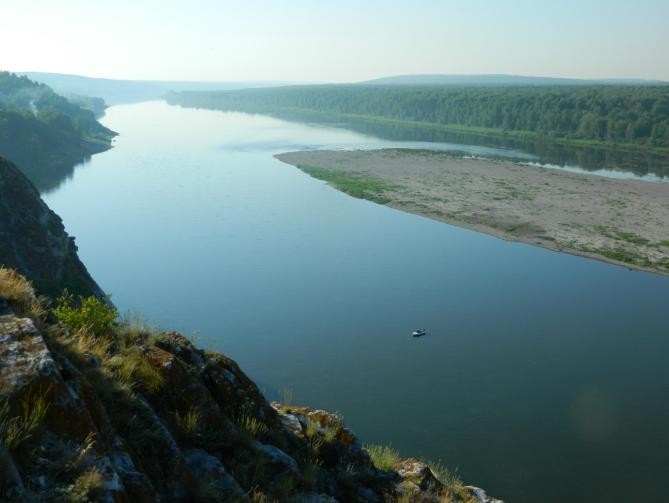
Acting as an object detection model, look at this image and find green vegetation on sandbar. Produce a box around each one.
[298,164,393,204]
[593,226,650,245]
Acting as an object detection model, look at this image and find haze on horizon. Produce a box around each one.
[2,0,668,83]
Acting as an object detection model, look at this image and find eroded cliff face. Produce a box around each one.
[0,156,103,299]
[0,273,501,502]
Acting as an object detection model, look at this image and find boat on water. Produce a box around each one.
[412,329,426,338]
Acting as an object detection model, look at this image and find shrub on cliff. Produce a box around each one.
[54,293,118,337]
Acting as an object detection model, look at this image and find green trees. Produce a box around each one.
[169,84,669,149]
[0,72,115,190]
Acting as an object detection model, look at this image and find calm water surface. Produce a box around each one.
[44,101,669,502]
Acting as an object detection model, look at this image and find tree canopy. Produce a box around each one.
[168,84,669,150]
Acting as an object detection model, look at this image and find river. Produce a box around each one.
[43,100,669,502]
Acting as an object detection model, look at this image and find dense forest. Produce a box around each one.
[65,93,108,117]
[168,84,669,150]
[0,72,115,191]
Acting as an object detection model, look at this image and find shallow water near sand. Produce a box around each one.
[44,101,669,502]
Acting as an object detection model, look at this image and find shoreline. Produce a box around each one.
[276,149,669,276]
[248,105,669,157]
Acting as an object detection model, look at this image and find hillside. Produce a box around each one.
[0,72,116,191]
[22,72,299,105]
[167,84,669,152]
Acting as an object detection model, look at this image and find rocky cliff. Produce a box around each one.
[0,156,103,299]
[0,271,501,502]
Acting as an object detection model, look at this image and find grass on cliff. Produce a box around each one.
[176,408,201,437]
[0,267,46,320]
[0,390,50,451]
[424,460,462,488]
[297,164,393,204]
[365,443,401,471]
[69,467,106,501]
[366,443,465,496]
[52,296,166,390]
[0,267,35,308]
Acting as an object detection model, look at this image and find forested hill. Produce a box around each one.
[0,72,116,191]
[167,84,669,151]
[360,74,667,86]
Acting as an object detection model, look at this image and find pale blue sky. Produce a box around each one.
[1,0,668,81]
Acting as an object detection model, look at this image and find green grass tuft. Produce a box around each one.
[421,458,462,489]
[236,414,268,439]
[69,467,105,501]
[0,390,50,451]
[104,349,164,393]
[365,443,400,471]
[176,407,201,436]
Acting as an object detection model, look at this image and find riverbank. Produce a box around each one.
[269,108,669,156]
[276,149,669,275]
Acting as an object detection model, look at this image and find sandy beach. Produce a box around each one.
[276,149,669,275]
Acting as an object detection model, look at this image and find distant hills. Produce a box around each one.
[360,74,668,86]
[21,72,298,105]
[18,73,668,106]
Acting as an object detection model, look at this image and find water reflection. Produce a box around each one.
[237,108,669,179]
[31,101,669,194]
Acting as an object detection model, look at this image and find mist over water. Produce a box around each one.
[44,101,669,502]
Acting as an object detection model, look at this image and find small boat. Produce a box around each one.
[411,329,426,338]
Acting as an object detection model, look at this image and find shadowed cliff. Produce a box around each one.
[0,156,103,299]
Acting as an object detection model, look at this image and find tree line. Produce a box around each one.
[168,84,669,149]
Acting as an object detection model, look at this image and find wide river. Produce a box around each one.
[44,101,669,502]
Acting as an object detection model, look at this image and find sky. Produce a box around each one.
[1,0,668,82]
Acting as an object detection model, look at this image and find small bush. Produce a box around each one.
[54,294,118,337]
[365,443,400,471]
